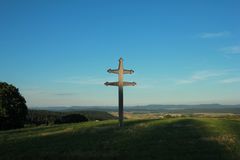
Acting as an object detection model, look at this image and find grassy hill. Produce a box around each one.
[0,117,240,160]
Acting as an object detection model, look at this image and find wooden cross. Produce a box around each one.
[105,58,136,127]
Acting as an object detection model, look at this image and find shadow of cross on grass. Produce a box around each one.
[0,118,240,160]
[119,118,239,160]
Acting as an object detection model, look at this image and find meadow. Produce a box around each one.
[0,116,240,160]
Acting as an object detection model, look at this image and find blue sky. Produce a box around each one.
[0,0,240,107]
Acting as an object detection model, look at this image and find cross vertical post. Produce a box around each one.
[118,85,123,127]
[105,58,136,127]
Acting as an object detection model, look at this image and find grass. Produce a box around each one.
[0,117,240,160]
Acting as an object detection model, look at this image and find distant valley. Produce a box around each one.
[31,104,240,114]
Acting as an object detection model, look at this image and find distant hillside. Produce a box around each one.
[26,110,117,125]
[31,104,240,114]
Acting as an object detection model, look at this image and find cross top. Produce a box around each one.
[105,58,136,87]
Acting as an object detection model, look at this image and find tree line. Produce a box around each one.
[26,110,116,126]
[1,82,116,130]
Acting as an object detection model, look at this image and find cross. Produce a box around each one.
[105,58,136,127]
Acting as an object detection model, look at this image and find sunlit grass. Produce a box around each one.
[0,117,240,160]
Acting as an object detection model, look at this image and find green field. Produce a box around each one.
[1,117,240,160]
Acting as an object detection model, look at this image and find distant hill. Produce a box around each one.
[31,104,240,114]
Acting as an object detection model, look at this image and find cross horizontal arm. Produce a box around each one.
[107,69,119,74]
[104,81,137,86]
[104,82,119,86]
[123,82,136,86]
[123,69,134,74]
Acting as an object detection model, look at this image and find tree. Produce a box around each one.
[0,82,28,130]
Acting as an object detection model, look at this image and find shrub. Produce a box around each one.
[55,114,88,124]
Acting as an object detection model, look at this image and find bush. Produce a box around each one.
[0,82,28,130]
[55,114,88,124]
[26,110,64,126]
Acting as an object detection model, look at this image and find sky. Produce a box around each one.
[0,0,240,107]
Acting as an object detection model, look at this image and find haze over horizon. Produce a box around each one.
[1,1,240,107]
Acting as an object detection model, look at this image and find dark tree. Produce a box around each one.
[0,82,28,130]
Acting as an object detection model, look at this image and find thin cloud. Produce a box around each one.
[55,77,112,85]
[23,89,73,96]
[221,45,240,54]
[177,70,229,84]
[55,93,77,96]
[220,78,240,84]
[199,31,230,38]
[177,79,195,84]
